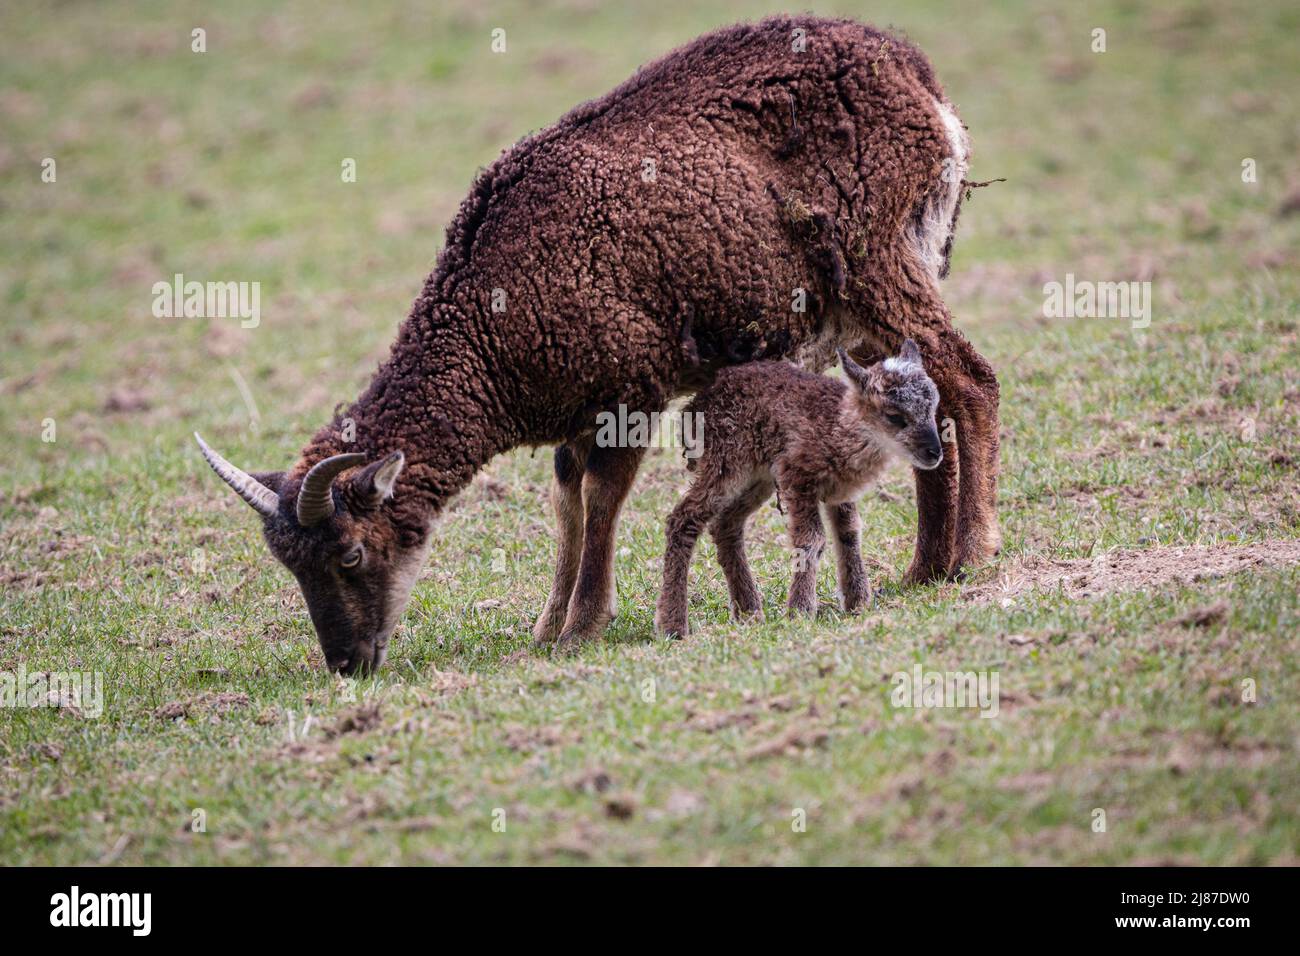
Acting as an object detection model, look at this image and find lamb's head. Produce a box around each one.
[837,342,943,471]
[195,435,431,675]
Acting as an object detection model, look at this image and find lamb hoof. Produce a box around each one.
[842,591,873,614]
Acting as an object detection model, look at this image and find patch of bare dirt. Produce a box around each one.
[967,539,1300,604]
[1174,600,1229,628]
[153,691,250,721]
[503,723,582,753]
[102,386,152,413]
[325,701,382,738]
[742,724,830,762]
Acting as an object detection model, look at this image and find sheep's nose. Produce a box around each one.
[329,640,378,676]
[328,652,357,675]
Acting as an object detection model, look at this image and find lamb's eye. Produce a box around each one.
[340,548,363,570]
[886,413,908,429]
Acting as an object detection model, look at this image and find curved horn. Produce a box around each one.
[194,433,280,518]
[295,453,366,526]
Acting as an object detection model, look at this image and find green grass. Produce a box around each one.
[1,0,1298,864]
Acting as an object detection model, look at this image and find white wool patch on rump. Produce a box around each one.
[905,97,970,281]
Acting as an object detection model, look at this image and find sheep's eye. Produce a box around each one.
[886,413,908,429]
[340,548,363,570]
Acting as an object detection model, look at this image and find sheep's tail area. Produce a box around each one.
[907,96,971,284]
[868,28,971,285]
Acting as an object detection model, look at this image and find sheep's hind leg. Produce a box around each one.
[907,441,960,584]
[912,323,1001,579]
[945,330,1002,571]
[825,500,871,611]
[709,477,772,621]
[555,443,645,648]
[533,440,590,645]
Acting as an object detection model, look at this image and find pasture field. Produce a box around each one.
[1,0,1297,864]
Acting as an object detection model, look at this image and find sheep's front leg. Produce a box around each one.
[825,501,871,611]
[709,478,773,620]
[533,440,589,645]
[786,496,826,616]
[556,443,645,647]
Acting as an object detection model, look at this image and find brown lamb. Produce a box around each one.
[197,15,1000,674]
[655,344,942,637]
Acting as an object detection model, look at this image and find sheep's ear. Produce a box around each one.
[899,338,923,366]
[356,451,405,506]
[251,471,287,495]
[838,348,876,393]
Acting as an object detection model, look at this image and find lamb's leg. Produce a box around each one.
[533,440,589,645]
[825,501,871,611]
[786,495,826,616]
[656,481,728,638]
[556,443,645,647]
[709,478,773,620]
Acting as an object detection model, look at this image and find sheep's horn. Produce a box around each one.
[194,433,280,518]
[296,453,366,526]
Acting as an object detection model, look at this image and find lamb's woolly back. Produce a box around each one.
[655,347,942,636]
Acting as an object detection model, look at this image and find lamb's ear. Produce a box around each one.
[355,451,405,506]
[899,338,923,366]
[838,348,875,393]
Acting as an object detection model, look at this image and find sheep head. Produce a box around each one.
[195,434,431,675]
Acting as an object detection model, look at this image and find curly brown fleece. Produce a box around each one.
[259,14,999,661]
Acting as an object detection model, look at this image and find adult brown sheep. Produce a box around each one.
[197,15,1000,674]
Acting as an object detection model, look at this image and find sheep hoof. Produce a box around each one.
[532,612,566,645]
[553,615,612,651]
[903,558,950,586]
[729,605,763,623]
[653,613,688,640]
